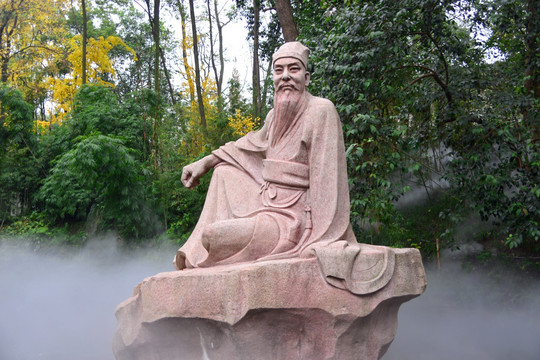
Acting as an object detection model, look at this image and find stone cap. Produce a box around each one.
[272,41,310,69]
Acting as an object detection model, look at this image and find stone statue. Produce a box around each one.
[114,42,426,360]
[174,41,359,271]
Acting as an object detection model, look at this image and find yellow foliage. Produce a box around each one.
[227,109,258,136]
[79,36,137,80]
[177,21,256,159]
[181,73,218,157]
[1,0,70,109]
[179,26,195,101]
[177,32,221,158]
[35,119,51,134]
[46,35,137,123]
[1,0,137,127]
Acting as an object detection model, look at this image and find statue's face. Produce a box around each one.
[273,57,310,94]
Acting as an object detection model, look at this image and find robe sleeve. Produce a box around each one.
[302,98,356,252]
[211,111,273,184]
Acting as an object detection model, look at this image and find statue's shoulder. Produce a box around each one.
[306,95,339,122]
[309,95,335,108]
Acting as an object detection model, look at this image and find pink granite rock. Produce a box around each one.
[113,247,426,360]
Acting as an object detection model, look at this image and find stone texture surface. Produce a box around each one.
[113,247,426,360]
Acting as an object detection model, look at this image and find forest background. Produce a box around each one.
[0,0,538,269]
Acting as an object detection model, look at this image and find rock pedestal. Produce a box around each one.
[113,247,426,360]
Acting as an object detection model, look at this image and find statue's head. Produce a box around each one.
[272,42,311,95]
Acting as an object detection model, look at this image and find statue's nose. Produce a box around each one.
[282,72,291,81]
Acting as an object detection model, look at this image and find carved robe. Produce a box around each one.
[175,93,356,269]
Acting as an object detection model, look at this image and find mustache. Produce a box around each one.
[277,83,299,91]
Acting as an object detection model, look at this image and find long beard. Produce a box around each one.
[270,89,306,146]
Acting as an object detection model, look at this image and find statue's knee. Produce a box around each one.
[201,224,217,250]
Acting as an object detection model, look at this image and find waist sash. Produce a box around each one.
[262,159,309,189]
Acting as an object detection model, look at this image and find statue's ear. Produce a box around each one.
[305,72,310,87]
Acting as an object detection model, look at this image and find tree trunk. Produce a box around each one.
[153,0,160,97]
[159,46,177,104]
[81,0,87,84]
[177,0,195,102]
[143,0,161,170]
[189,0,207,128]
[252,0,261,118]
[0,35,11,83]
[214,0,225,103]
[152,0,161,172]
[260,57,273,119]
[207,0,226,113]
[0,3,19,83]
[274,0,297,42]
[206,0,219,96]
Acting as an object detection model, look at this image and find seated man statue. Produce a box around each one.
[174,41,358,271]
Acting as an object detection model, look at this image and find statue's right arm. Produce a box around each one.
[181,154,222,189]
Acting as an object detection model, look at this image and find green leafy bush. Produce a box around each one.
[39,132,154,240]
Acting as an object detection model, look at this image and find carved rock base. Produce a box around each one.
[113,248,426,360]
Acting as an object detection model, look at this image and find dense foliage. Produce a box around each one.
[298,0,539,257]
[0,0,538,261]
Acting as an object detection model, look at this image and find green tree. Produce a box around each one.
[38,132,154,239]
[69,85,145,154]
[0,85,39,224]
[298,0,539,252]
[36,85,159,240]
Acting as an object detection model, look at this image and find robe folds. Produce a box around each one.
[174,93,357,270]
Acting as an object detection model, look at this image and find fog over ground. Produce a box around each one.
[0,236,176,360]
[384,260,540,360]
[1,237,539,360]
